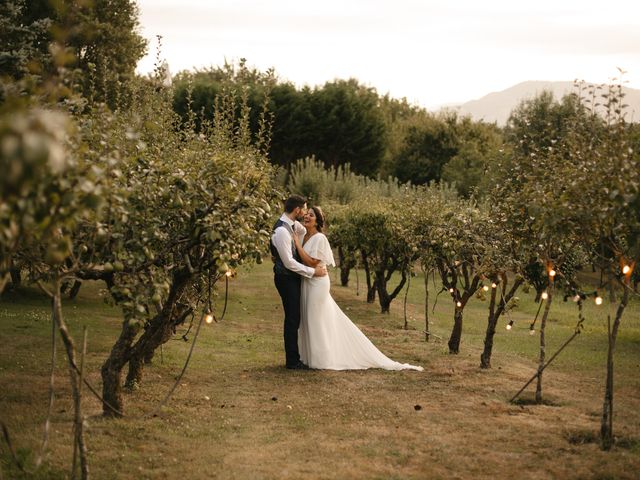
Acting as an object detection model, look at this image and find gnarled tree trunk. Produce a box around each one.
[361,252,376,303]
[480,279,499,368]
[125,301,193,389]
[448,307,464,354]
[375,268,407,314]
[480,276,524,368]
[446,267,481,354]
[337,246,353,287]
[101,322,138,417]
[101,268,193,416]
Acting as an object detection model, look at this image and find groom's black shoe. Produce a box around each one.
[286,361,310,370]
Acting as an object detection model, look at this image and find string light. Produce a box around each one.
[541,292,549,300]
[205,312,214,324]
[529,325,536,335]
[506,320,514,331]
[226,270,233,277]
[483,285,489,292]
[448,288,454,293]
[572,294,581,302]
[456,301,462,307]
[595,296,603,306]
[622,265,631,275]
[549,269,556,278]
[491,283,497,289]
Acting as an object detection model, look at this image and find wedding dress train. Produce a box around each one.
[298,233,423,371]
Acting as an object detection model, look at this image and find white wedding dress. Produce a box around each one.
[298,233,423,371]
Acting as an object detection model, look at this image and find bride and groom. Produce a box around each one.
[270,195,423,372]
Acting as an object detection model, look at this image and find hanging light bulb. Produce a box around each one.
[456,301,462,307]
[595,296,603,306]
[529,328,536,335]
[549,269,557,278]
[506,320,514,330]
[491,283,497,289]
[572,294,581,302]
[541,292,549,300]
[622,265,631,275]
[226,270,233,277]
[449,288,454,293]
[483,285,489,292]
[205,312,214,324]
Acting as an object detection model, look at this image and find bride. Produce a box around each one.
[293,206,423,371]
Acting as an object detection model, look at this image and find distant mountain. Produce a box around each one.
[449,81,640,125]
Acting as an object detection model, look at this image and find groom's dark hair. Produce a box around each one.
[284,195,307,213]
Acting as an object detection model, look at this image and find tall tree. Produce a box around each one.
[308,79,387,176]
[173,74,388,176]
[64,0,147,106]
[441,119,507,198]
[393,111,459,184]
[5,0,148,106]
[0,0,53,80]
[505,89,601,158]
[377,94,426,178]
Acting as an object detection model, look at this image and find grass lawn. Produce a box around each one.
[1,262,639,479]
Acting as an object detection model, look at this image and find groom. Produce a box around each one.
[271,195,326,369]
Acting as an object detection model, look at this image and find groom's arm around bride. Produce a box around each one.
[271,195,325,369]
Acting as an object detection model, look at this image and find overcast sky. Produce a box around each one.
[135,0,640,109]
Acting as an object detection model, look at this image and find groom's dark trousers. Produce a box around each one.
[274,273,302,367]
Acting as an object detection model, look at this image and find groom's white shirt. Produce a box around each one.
[272,214,315,278]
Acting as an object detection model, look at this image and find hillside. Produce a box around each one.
[450,81,640,125]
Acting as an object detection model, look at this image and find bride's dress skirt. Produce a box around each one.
[298,275,423,371]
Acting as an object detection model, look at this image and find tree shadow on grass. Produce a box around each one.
[564,429,639,452]
[565,429,599,445]
[511,396,563,407]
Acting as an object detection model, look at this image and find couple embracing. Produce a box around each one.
[271,195,423,372]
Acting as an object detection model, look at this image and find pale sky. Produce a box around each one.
[135,0,640,109]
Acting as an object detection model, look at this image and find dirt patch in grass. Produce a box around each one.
[1,266,639,479]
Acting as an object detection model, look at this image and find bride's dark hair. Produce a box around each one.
[310,206,326,232]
